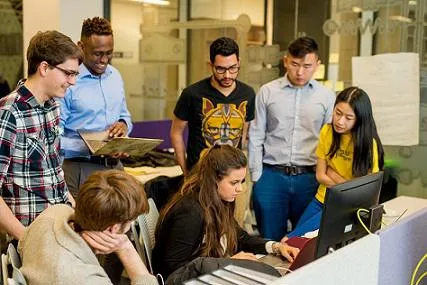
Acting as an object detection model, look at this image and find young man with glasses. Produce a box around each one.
[58,17,132,199]
[171,37,255,176]
[0,30,82,240]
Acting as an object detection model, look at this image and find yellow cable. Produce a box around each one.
[411,253,427,285]
[356,208,372,234]
[415,271,427,285]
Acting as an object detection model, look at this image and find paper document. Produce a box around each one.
[352,53,419,146]
[78,130,163,157]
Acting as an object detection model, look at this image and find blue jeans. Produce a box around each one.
[287,198,324,238]
[252,166,318,241]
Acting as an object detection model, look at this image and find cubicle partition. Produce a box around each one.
[272,208,427,285]
[272,234,381,285]
[377,208,427,285]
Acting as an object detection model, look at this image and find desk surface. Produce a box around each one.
[381,195,427,228]
[124,165,182,184]
[382,195,427,219]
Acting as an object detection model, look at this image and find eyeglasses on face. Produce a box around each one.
[214,64,240,74]
[50,65,80,79]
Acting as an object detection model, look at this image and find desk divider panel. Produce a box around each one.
[378,208,427,285]
[272,234,380,285]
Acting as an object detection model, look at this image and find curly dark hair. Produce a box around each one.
[80,17,113,39]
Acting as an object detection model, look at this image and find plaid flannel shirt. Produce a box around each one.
[0,85,68,226]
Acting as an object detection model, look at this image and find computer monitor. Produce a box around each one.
[315,171,384,259]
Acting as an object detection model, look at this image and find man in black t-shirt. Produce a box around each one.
[171,37,255,175]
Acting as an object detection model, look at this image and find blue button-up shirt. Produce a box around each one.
[248,75,336,181]
[58,64,133,159]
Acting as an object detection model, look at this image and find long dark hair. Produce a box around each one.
[156,144,247,257]
[328,87,384,177]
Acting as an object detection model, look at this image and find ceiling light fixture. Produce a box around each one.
[132,0,170,6]
[352,6,363,13]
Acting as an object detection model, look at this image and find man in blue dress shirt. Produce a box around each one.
[59,17,133,284]
[248,37,336,241]
[59,17,132,199]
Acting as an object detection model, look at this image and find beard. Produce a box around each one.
[212,73,237,88]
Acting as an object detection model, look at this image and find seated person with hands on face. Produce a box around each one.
[284,87,385,240]
[18,170,158,285]
[152,145,300,280]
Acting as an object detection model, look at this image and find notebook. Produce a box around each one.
[78,130,163,157]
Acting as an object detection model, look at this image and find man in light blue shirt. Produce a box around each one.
[59,17,132,200]
[248,37,335,241]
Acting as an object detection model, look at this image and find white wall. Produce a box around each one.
[60,0,104,42]
[23,0,103,73]
[23,0,60,64]
[191,0,264,26]
[111,1,142,65]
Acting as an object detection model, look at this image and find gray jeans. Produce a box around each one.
[62,159,124,198]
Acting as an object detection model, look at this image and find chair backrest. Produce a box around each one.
[137,198,159,274]
[1,244,27,285]
[2,253,8,285]
[7,245,21,270]
[131,221,148,266]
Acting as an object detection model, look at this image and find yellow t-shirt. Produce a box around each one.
[315,124,379,203]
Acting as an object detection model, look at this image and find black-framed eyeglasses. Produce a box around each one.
[50,65,80,79]
[214,65,240,74]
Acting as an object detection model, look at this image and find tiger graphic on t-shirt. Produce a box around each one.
[201,98,247,147]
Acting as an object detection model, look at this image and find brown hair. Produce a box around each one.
[27,30,83,76]
[157,145,247,257]
[80,17,113,39]
[74,169,149,231]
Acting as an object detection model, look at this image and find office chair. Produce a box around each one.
[132,198,159,274]
[1,243,27,285]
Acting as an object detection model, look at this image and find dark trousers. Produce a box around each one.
[62,159,123,198]
[253,167,318,241]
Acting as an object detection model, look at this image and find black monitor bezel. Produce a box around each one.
[315,171,384,259]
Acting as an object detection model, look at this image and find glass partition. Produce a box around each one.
[0,0,23,93]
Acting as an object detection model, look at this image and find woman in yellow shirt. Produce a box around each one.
[284,86,384,239]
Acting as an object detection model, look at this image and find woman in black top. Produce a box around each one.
[153,145,299,278]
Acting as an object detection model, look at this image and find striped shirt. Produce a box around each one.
[0,85,68,226]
